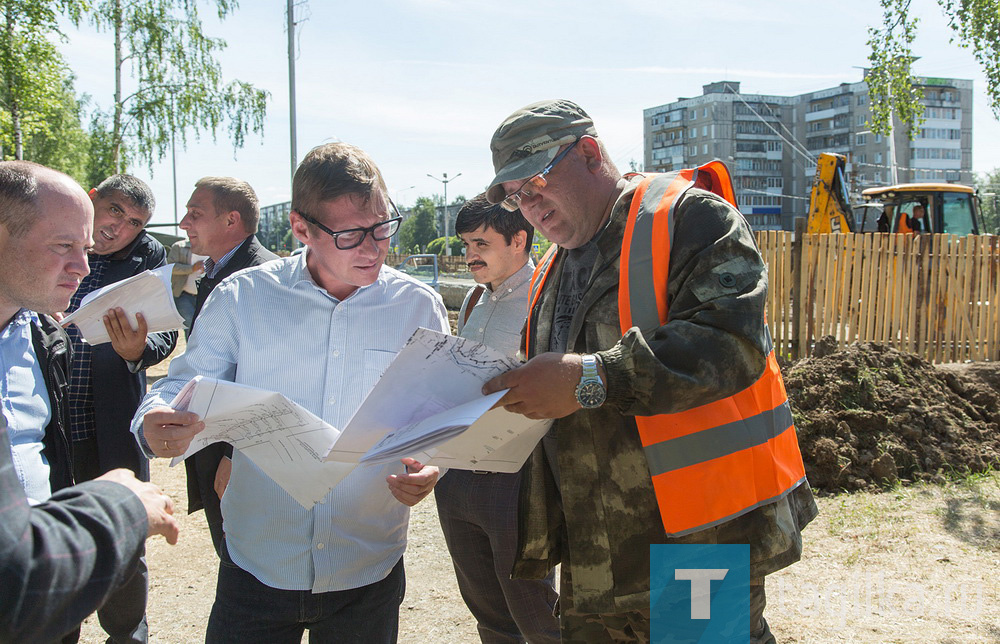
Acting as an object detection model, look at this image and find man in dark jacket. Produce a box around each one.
[63,174,178,644]
[0,160,179,643]
[179,176,277,554]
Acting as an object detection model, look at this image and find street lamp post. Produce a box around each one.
[427,171,462,256]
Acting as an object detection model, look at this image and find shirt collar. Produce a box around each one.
[205,236,250,278]
[486,258,535,297]
[0,308,36,339]
[289,246,386,301]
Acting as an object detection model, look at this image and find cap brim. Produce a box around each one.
[486,147,560,204]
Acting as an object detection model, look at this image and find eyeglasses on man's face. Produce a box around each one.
[296,200,403,250]
[500,138,580,213]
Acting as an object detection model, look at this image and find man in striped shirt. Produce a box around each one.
[133,142,449,643]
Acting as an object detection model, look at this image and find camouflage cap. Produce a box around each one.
[486,99,598,203]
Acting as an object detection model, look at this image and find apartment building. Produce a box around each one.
[643,74,973,230]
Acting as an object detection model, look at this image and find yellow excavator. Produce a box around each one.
[806,152,984,235]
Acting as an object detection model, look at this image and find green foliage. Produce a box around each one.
[941,0,1000,119]
[866,0,924,138]
[974,167,1000,233]
[532,233,553,260]
[0,0,85,160]
[398,197,438,252]
[88,0,269,171]
[18,77,91,184]
[426,236,463,257]
[870,0,1000,129]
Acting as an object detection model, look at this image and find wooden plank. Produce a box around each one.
[901,234,918,354]
[914,235,929,358]
[837,234,855,346]
[890,234,906,348]
[926,234,943,362]
[973,236,988,361]
[848,232,865,343]
[792,220,806,360]
[960,236,976,361]
[988,236,1000,360]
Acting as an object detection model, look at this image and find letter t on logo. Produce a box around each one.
[675,568,729,619]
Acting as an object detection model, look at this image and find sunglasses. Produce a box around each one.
[500,139,580,212]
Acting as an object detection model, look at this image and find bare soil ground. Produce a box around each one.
[78,336,1000,643]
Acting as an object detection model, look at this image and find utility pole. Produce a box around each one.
[287,0,298,185]
[426,172,462,256]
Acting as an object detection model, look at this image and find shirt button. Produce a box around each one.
[319,498,327,504]
[316,543,325,550]
[328,397,336,405]
[478,328,484,333]
[333,350,340,357]
[491,295,497,301]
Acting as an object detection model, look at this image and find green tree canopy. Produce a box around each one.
[0,0,85,160]
[975,168,1000,234]
[869,0,1000,136]
[426,235,463,257]
[398,197,439,253]
[88,0,269,171]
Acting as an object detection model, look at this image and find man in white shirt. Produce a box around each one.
[435,194,559,644]
[131,142,449,643]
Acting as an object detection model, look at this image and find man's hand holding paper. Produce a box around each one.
[142,407,205,458]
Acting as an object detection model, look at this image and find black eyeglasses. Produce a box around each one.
[500,138,580,212]
[296,201,403,250]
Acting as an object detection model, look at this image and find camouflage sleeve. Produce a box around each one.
[597,189,769,416]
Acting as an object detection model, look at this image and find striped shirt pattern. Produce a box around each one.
[132,251,449,593]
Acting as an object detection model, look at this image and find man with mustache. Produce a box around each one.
[435,194,559,644]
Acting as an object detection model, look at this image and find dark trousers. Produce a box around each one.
[560,565,775,644]
[206,542,405,644]
[435,470,560,644]
[185,443,228,556]
[67,436,148,644]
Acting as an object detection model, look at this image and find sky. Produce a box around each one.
[56,0,1000,232]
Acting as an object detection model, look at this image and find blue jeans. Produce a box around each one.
[205,542,405,644]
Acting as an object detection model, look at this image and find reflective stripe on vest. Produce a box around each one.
[525,245,558,358]
[619,161,806,536]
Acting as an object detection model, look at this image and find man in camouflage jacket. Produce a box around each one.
[483,100,817,643]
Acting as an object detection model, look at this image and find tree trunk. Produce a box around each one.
[11,99,21,160]
[111,0,123,171]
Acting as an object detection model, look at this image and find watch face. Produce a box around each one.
[576,381,606,408]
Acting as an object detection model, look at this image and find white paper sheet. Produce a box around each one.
[329,328,551,472]
[168,376,354,509]
[62,263,184,345]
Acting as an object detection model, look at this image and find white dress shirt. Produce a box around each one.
[132,250,449,592]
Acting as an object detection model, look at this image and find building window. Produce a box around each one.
[856,133,867,145]
[689,110,696,120]
[703,107,708,118]
[702,125,708,136]
[875,152,883,164]
[702,143,708,155]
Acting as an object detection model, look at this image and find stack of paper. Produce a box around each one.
[62,263,184,345]
[169,328,552,508]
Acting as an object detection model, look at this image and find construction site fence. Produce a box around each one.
[386,254,468,274]
[757,225,1000,364]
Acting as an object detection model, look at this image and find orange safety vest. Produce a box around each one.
[527,161,807,537]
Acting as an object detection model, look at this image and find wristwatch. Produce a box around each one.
[575,354,607,409]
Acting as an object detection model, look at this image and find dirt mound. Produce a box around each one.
[784,340,1000,491]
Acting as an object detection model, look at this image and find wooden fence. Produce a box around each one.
[756,229,1000,363]
[386,253,467,273]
